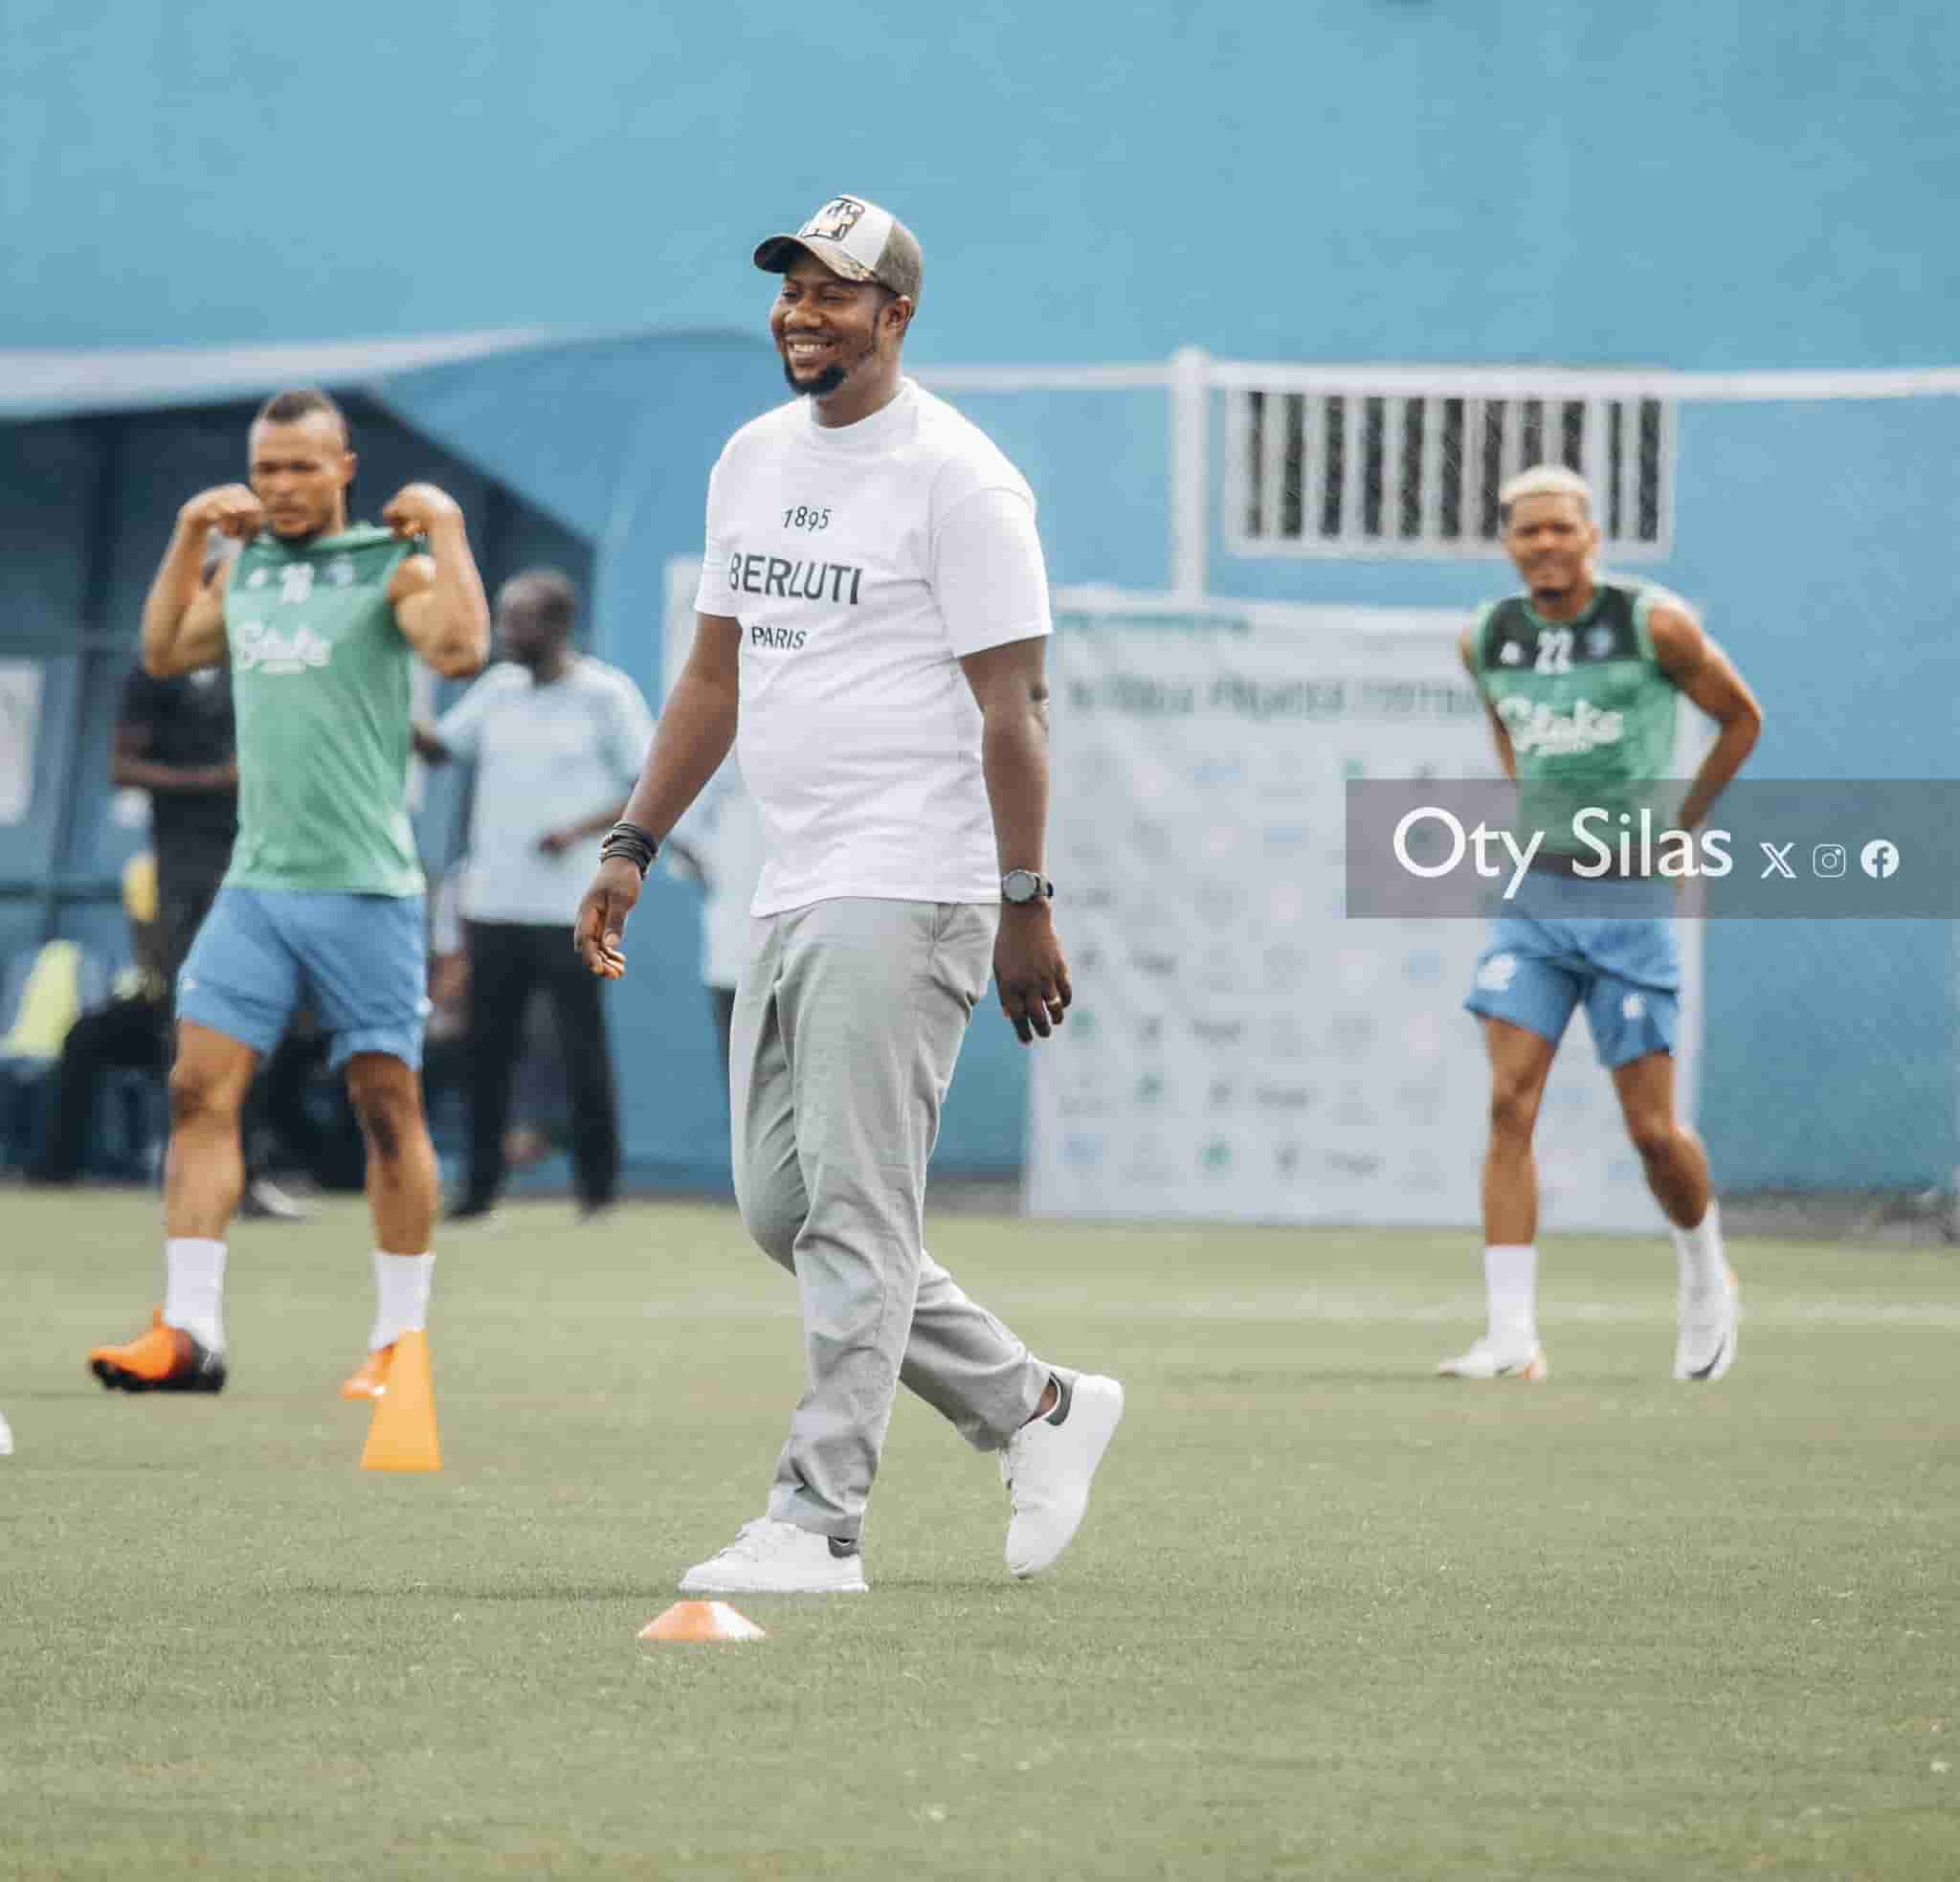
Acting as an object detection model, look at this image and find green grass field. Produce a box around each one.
[4,1189,1956,1880]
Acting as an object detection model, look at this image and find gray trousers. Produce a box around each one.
[731,897,1050,1540]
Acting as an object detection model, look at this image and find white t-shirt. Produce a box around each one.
[437,656,654,924]
[692,378,1052,915]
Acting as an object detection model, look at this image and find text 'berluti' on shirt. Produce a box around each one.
[693,379,1052,915]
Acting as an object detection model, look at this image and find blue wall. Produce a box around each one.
[6,1,1959,370]
[7,365,1952,1192]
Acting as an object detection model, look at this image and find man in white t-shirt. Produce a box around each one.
[576,194,1124,1596]
[419,569,653,1222]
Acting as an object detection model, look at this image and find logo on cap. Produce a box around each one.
[803,197,867,243]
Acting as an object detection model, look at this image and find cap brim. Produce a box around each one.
[751,234,880,283]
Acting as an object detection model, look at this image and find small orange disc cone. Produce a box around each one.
[638,1601,768,1643]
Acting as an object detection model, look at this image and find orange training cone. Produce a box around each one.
[359,1330,442,1472]
[638,1602,768,1644]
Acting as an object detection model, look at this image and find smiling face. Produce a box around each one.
[1502,490,1600,610]
[247,410,354,541]
[768,251,910,418]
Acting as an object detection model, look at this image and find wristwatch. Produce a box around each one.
[1000,869,1055,907]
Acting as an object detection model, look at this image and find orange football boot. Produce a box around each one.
[340,1344,396,1400]
[89,1309,226,1394]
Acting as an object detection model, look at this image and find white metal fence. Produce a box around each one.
[917,349,1960,597]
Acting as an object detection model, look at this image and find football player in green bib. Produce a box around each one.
[89,390,490,1400]
[1439,465,1763,1385]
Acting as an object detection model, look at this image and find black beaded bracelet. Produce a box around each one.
[598,820,659,879]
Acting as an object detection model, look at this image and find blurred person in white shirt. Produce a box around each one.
[416,570,652,1221]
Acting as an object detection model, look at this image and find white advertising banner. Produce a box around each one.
[1025,591,1701,1232]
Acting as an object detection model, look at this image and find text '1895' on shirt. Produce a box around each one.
[694,379,1052,915]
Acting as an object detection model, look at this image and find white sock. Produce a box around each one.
[163,1239,227,1352]
[1671,1200,1727,1294]
[368,1251,434,1352]
[1484,1243,1538,1344]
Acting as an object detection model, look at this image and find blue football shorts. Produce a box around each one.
[1462,869,1681,1068]
[177,886,430,1071]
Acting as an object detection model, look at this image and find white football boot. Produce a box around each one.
[1002,1373,1125,1579]
[0,1409,11,1456]
[1674,1266,1740,1381]
[1436,1335,1548,1380]
[678,1517,868,1595]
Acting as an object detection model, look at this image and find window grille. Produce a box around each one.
[1226,384,1673,559]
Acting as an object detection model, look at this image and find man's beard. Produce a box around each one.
[782,359,849,398]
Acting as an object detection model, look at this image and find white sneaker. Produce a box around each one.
[1002,1373,1125,1579]
[0,1410,11,1457]
[678,1517,868,1596]
[1437,1335,1548,1380]
[1675,1267,1740,1381]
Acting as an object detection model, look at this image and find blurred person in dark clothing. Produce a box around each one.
[113,656,238,987]
[419,866,565,1189]
[413,570,653,1221]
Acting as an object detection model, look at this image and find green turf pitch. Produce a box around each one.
[4,1191,1956,1881]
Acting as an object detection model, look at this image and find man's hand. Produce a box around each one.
[994,904,1072,1043]
[382,482,464,539]
[573,858,645,979]
[181,484,266,541]
[537,827,579,857]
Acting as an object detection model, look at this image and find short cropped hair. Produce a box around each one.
[504,568,580,639]
[1498,462,1592,525]
[255,387,349,446]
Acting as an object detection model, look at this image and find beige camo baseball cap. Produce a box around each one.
[753,195,924,302]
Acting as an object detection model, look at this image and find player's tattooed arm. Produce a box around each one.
[1650,602,1765,829]
[141,492,252,676]
[386,484,492,679]
[1460,625,1516,781]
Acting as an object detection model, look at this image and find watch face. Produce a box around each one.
[1003,870,1037,904]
